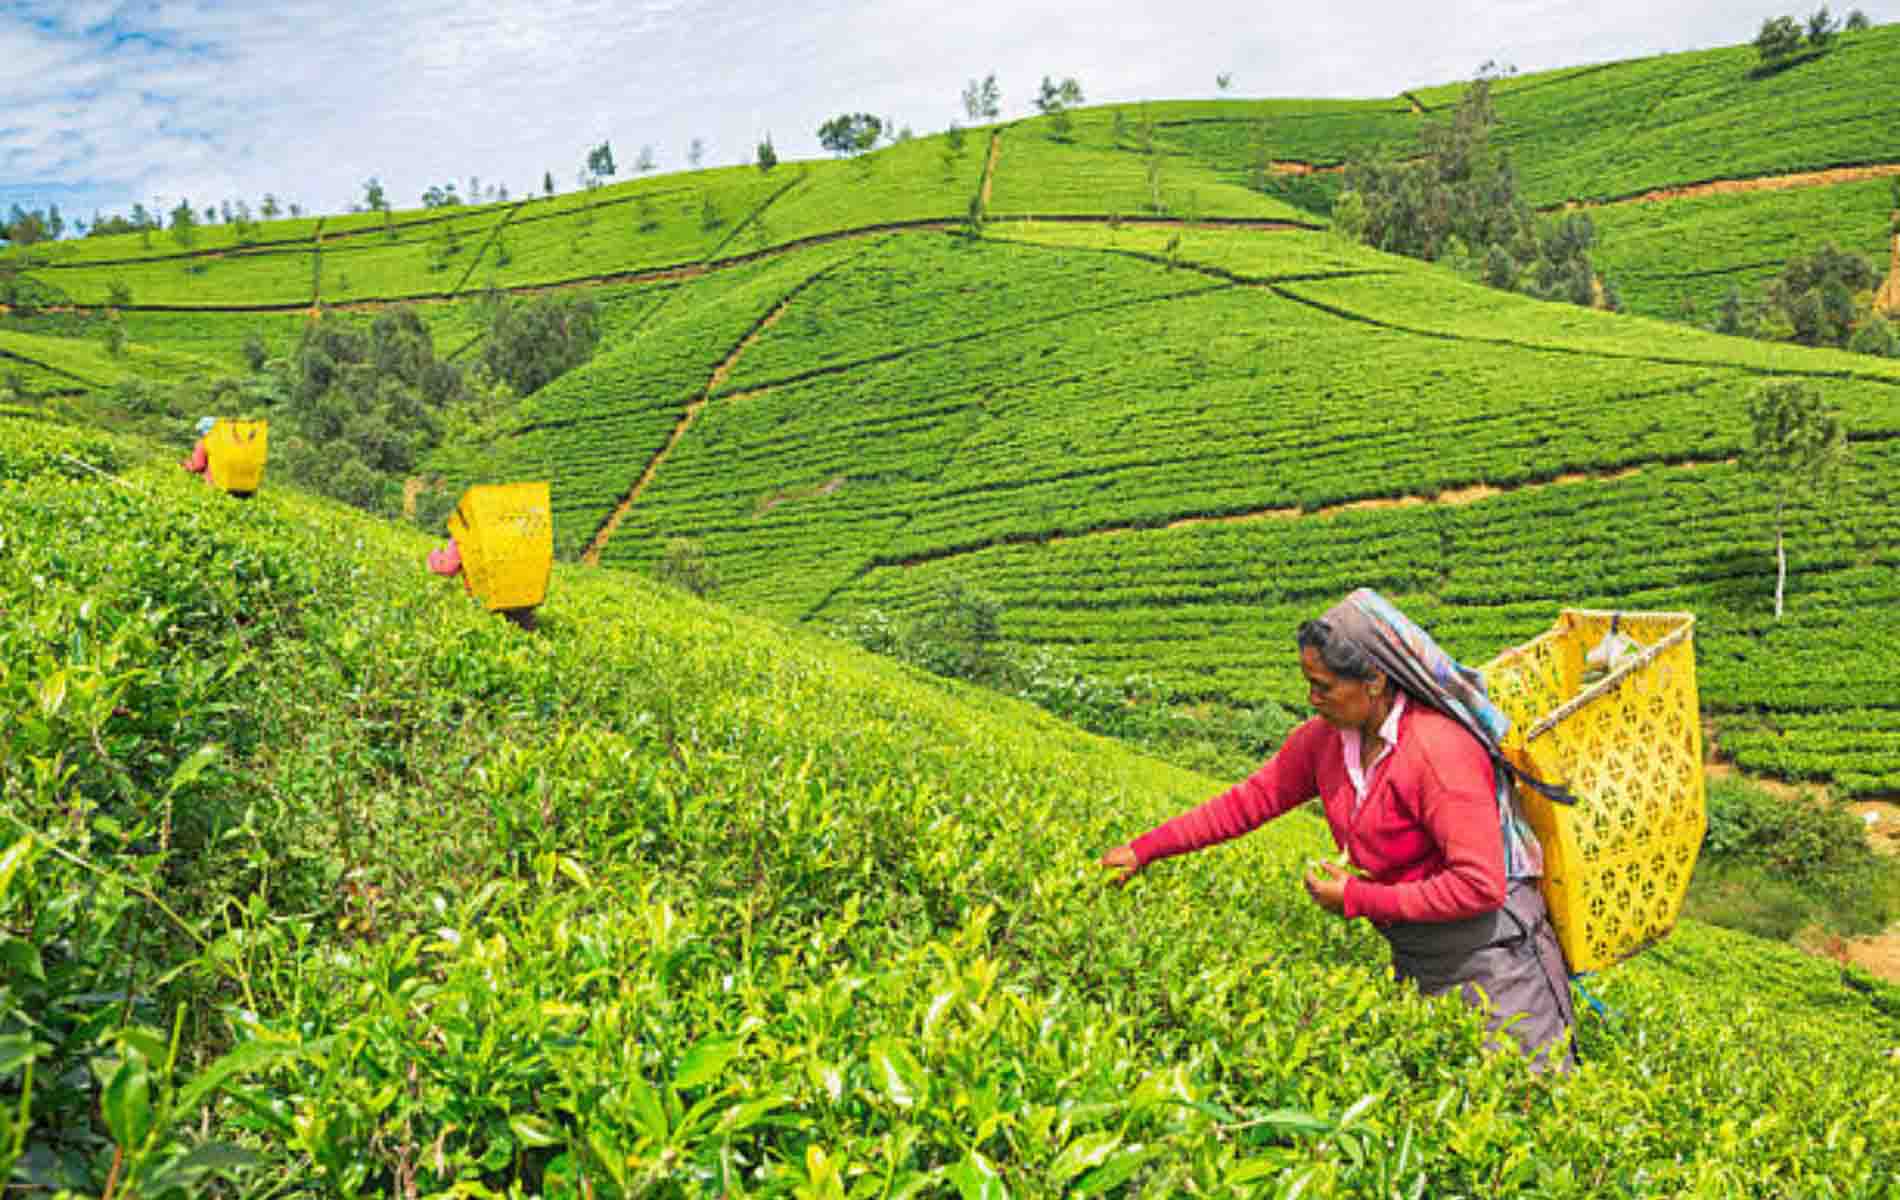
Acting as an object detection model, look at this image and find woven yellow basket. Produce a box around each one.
[205,418,268,494]
[1483,610,1704,973]
[447,482,553,611]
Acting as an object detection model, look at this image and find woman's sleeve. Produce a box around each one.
[1342,729,1506,924]
[185,441,208,472]
[1130,719,1326,866]
[427,539,462,576]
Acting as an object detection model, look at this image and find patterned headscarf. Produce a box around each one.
[1317,588,1563,881]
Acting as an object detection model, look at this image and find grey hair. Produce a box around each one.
[1296,618,1382,682]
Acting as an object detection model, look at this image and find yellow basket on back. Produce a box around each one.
[205,419,268,494]
[1483,610,1704,973]
[447,483,553,611]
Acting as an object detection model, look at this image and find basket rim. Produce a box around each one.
[1484,609,1697,742]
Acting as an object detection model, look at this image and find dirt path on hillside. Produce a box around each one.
[891,459,1714,569]
[579,296,796,565]
[1563,163,1900,209]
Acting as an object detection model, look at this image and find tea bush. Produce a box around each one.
[3,417,1896,1197]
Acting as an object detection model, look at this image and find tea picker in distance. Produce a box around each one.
[1100,588,1577,1071]
[426,482,554,632]
[179,416,216,484]
[180,415,268,497]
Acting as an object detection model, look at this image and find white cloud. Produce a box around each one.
[4,0,1898,224]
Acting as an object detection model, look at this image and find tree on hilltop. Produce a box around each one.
[1743,379,1851,619]
[688,137,705,169]
[1035,76,1084,141]
[756,135,778,172]
[168,199,197,248]
[818,113,883,157]
[543,170,556,197]
[586,141,616,187]
[1845,8,1870,30]
[636,145,657,174]
[962,74,1001,123]
[1035,76,1084,114]
[1755,15,1804,63]
[1806,5,1841,46]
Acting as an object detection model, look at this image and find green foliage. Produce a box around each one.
[1340,78,1607,309]
[756,135,778,172]
[480,293,601,397]
[2,421,1897,1195]
[1743,378,1851,506]
[817,113,884,157]
[166,199,196,249]
[1756,14,1807,63]
[586,140,617,183]
[1763,241,1878,347]
[274,307,464,510]
[654,536,719,597]
[1690,777,1900,938]
[962,73,1001,122]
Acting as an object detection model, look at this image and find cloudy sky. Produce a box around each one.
[4,0,1893,229]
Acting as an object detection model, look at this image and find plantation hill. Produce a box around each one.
[3,417,1898,1195]
[6,25,1900,803]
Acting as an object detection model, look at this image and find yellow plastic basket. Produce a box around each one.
[446,483,553,611]
[1483,610,1704,973]
[205,419,268,494]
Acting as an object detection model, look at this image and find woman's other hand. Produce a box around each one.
[1304,859,1353,915]
[1098,844,1142,887]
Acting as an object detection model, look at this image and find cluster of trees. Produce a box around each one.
[1331,77,1614,310]
[210,294,600,514]
[2,196,307,250]
[1754,6,1871,67]
[1708,193,1899,359]
[2,204,65,245]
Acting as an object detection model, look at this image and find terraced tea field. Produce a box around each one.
[5,26,1900,799]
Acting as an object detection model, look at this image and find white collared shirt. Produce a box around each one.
[1340,693,1407,817]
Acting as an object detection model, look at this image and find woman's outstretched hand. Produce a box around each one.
[1304,859,1353,915]
[1098,844,1142,887]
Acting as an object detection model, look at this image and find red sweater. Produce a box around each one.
[1130,706,1506,925]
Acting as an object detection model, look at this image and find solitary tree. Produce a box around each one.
[1845,8,1871,29]
[962,74,1001,122]
[1034,75,1085,114]
[688,137,705,169]
[755,135,778,171]
[1035,76,1084,141]
[168,199,198,248]
[363,177,388,213]
[817,113,883,156]
[1755,15,1804,63]
[102,310,126,358]
[1743,379,1851,619]
[1216,72,1233,92]
[586,141,616,185]
[1806,5,1840,46]
[543,170,556,197]
[260,193,281,219]
[636,145,657,174]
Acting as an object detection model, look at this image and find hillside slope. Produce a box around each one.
[4,29,1899,797]
[4,415,1896,1195]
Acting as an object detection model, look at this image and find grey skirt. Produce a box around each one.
[1378,880,1576,1072]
